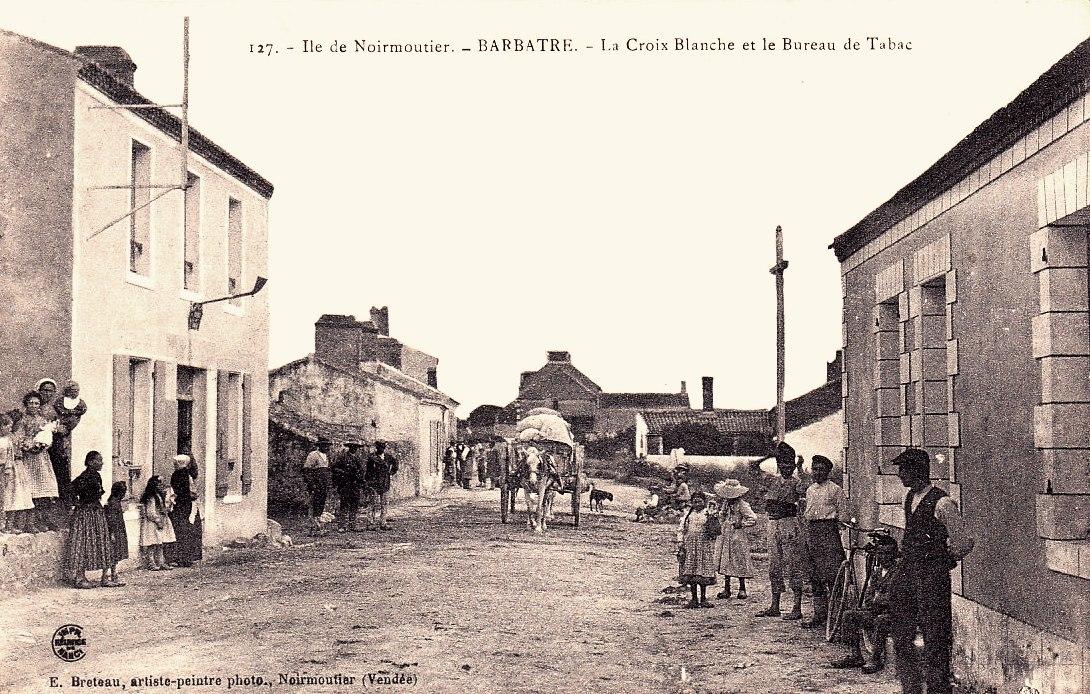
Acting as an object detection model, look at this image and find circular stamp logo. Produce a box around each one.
[52,624,87,662]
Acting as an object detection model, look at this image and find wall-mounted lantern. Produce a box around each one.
[187,276,268,330]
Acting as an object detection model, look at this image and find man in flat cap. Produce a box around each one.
[800,453,849,629]
[889,447,975,694]
[756,441,807,620]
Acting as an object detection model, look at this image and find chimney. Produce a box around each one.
[827,350,844,383]
[680,380,687,394]
[314,314,378,370]
[369,306,390,336]
[546,351,571,363]
[75,46,137,86]
[315,314,361,372]
[702,376,714,411]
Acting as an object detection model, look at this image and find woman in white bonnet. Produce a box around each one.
[50,381,88,512]
[167,454,200,567]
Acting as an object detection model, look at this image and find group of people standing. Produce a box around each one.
[302,438,399,533]
[444,441,506,490]
[670,441,975,694]
[63,451,203,587]
[0,377,204,588]
[1,379,87,533]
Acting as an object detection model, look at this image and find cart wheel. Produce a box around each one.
[500,486,509,524]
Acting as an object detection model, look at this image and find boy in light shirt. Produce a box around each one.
[800,454,848,629]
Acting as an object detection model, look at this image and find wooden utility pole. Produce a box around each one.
[770,225,788,442]
[181,17,190,187]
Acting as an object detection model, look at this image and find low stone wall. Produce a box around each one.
[0,531,67,592]
[0,519,284,594]
[0,531,149,592]
[952,594,1088,694]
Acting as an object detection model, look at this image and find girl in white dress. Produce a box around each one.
[1,413,35,532]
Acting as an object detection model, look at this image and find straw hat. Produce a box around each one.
[714,479,749,500]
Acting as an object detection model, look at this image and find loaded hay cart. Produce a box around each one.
[501,408,586,531]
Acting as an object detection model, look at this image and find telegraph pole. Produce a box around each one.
[770,225,788,442]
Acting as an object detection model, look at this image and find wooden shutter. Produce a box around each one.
[152,360,178,481]
[241,373,253,495]
[191,370,208,500]
[111,355,134,493]
[215,370,230,497]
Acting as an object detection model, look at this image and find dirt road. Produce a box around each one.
[2,485,900,693]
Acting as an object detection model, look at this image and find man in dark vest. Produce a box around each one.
[889,448,975,694]
[331,440,367,532]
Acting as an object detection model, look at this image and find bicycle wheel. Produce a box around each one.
[860,618,885,664]
[826,561,859,643]
[858,561,884,662]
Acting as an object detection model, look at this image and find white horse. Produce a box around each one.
[521,449,591,533]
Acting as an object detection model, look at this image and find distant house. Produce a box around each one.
[596,391,691,436]
[268,309,458,503]
[634,358,844,464]
[465,404,518,442]
[508,351,690,438]
[635,378,772,456]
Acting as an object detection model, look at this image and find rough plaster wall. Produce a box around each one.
[270,361,376,427]
[270,359,445,501]
[0,34,76,407]
[371,383,423,501]
[953,595,1088,694]
[784,412,843,469]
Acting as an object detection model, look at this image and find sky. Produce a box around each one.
[3,1,1088,416]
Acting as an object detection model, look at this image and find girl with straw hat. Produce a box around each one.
[713,479,757,600]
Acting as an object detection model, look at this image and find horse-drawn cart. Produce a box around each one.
[500,408,585,531]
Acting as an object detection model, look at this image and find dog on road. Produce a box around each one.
[589,488,613,512]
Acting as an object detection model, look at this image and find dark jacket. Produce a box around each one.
[331,450,366,490]
[170,467,196,518]
[71,468,105,506]
[365,453,399,494]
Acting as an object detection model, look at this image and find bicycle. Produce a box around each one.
[826,521,894,652]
